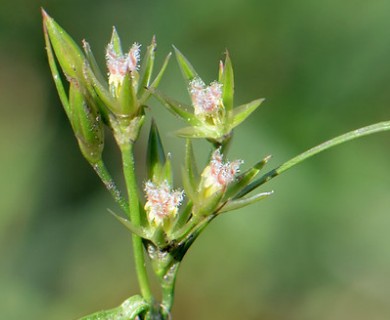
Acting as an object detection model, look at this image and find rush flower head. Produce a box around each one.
[189,77,223,118]
[106,42,141,90]
[200,148,243,194]
[144,180,184,226]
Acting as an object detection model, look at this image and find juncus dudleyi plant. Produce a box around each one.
[42,9,390,320]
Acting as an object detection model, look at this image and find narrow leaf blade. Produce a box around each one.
[240,120,390,198]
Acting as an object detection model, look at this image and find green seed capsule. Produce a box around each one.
[42,10,85,82]
[69,81,104,164]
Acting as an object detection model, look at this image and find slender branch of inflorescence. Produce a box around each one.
[92,160,129,215]
[239,120,390,197]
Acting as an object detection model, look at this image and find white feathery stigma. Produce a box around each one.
[106,42,141,89]
[144,180,184,226]
[189,77,223,117]
[201,148,243,191]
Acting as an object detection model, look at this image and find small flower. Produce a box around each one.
[152,48,265,143]
[144,180,184,226]
[106,42,141,91]
[189,77,223,121]
[200,148,243,195]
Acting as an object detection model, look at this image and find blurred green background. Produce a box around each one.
[1,0,390,319]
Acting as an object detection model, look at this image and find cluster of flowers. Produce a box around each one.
[43,10,272,319]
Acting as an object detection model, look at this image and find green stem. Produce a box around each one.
[161,262,180,319]
[159,216,215,318]
[120,143,153,304]
[240,120,390,196]
[92,160,129,215]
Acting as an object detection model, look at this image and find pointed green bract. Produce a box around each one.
[223,155,271,201]
[78,44,111,121]
[171,201,194,239]
[231,98,265,128]
[173,46,198,81]
[82,40,107,91]
[184,139,199,193]
[42,10,85,81]
[195,190,223,217]
[174,126,212,139]
[146,121,166,182]
[82,63,121,115]
[118,73,138,116]
[220,191,274,213]
[138,36,157,97]
[151,89,199,125]
[83,76,112,126]
[218,60,224,83]
[140,52,172,104]
[43,23,71,118]
[110,27,123,55]
[110,209,150,239]
[161,154,173,185]
[181,166,196,201]
[221,52,234,112]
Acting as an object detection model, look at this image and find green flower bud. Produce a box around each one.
[198,148,243,197]
[190,148,242,216]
